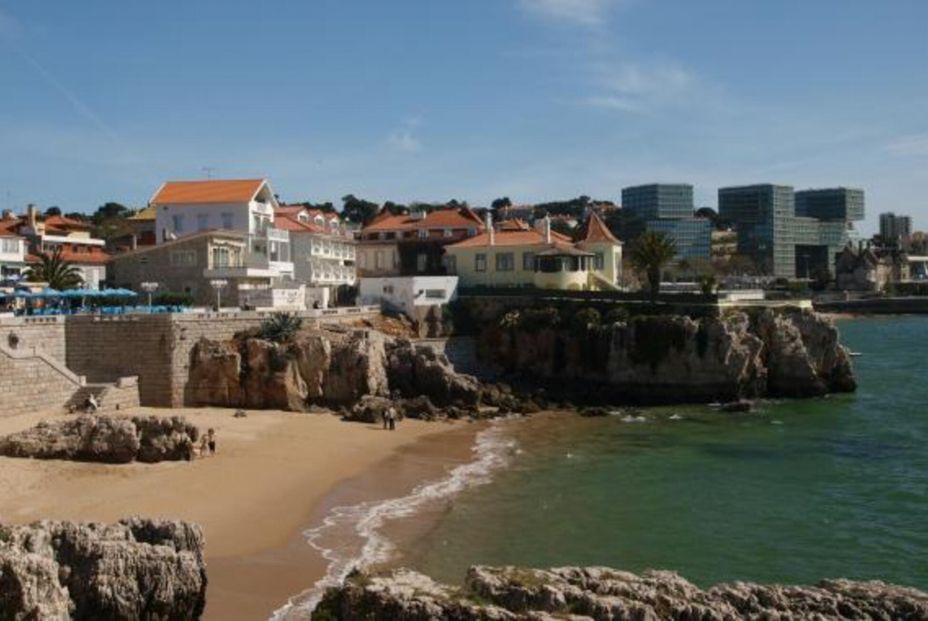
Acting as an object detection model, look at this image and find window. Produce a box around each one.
[211,246,231,268]
[444,255,457,274]
[496,252,514,271]
[358,252,367,269]
[170,250,196,267]
[1,238,20,254]
[425,289,446,299]
[594,252,605,270]
[522,251,535,271]
[443,228,453,238]
[172,214,185,233]
[221,213,234,230]
[467,227,477,237]
[418,229,429,240]
[475,253,486,272]
[417,253,427,272]
[197,214,209,231]
[375,251,385,270]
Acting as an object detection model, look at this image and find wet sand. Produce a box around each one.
[0,406,482,620]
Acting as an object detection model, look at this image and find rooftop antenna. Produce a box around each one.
[201,166,216,179]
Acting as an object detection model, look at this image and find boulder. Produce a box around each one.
[0,415,199,464]
[387,340,482,407]
[347,395,394,424]
[0,415,140,464]
[187,338,243,407]
[324,331,390,406]
[242,339,309,411]
[132,416,199,463]
[313,565,928,621]
[0,519,206,620]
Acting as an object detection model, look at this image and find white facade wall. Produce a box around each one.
[76,265,106,290]
[154,201,258,241]
[0,237,25,276]
[290,232,356,287]
[358,276,458,318]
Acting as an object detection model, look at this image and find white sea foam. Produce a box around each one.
[270,422,516,620]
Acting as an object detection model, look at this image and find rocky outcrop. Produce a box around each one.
[0,415,198,464]
[386,339,482,407]
[187,329,478,413]
[0,518,206,620]
[313,566,928,621]
[482,308,855,404]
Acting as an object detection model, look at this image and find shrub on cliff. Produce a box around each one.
[260,313,303,344]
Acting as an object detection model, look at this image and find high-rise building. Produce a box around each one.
[718,184,863,278]
[620,183,711,259]
[879,212,912,241]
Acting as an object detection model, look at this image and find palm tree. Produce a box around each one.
[628,231,677,301]
[26,247,83,290]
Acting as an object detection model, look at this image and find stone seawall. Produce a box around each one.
[0,344,82,416]
[0,316,66,361]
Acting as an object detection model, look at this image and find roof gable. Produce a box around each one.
[150,179,271,206]
[580,211,619,244]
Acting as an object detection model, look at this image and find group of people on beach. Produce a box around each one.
[191,429,217,459]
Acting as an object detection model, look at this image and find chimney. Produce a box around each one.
[544,214,552,244]
[26,203,38,229]
[485,211,495,246]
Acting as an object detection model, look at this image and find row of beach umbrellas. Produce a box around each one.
[0,287,139,299]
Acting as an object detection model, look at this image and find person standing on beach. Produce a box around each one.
[207,428,217,454]
[382,409,389,430]
[387,407,397,431]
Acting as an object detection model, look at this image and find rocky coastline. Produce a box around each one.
[186,308,855,416]
[0,518,207,619]
[312,565,928,620]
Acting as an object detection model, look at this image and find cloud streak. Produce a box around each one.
[885,133,928,157]
[517,0,630,27]
[387,117,423,152]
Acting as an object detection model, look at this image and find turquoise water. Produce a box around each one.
[402,317,928,590]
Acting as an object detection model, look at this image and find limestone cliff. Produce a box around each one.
[481,308,855,403]
[313,566,928,621]
[187,329,482,413]
[0,518,206,620]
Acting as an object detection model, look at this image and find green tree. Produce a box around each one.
[628,231,677,301]
[341,194,380,225]
[25,247,83,290]
[44,206,62,217]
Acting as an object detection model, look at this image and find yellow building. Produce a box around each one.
[445,212,622,290]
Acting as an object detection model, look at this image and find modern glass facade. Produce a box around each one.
[646,219,712,259]
[622,184,694,220]
[795,188,865,220]
[718,184,863,278]
[879,212,912,240]
[621,183,709,260]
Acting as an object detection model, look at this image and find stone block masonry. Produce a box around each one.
[0,344,83,416]
[0,316,66,361]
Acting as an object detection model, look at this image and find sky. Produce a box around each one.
[0,0,926,233]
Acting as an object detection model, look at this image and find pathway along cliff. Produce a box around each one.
[186,307,856,413]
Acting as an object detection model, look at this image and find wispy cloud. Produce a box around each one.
[581,60,696,112]
[387,117,423,152]
[885,133,928,157]
[517,0,630,27]
[0,6,20,39]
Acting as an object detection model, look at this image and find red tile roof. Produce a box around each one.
[361,207,484,234]
[26,248,110,265]
[273,215,326,234]
[151,179,266,205]
[43,215,90,230]
[448,228,572,248]
[581,211,619,244]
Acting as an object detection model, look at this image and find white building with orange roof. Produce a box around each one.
[356,206,484,277]
[150,178,294,280]
[274,204,356,304]
[445,212,621,291]
[12,205,109,288]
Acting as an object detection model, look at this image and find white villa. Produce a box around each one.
[274,205,356,304]
[151,178,294,281]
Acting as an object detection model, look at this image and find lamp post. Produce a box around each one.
[209,279,228,311]
[140,282,158,311]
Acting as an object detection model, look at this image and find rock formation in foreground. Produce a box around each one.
[0,415,199,464]
[0,518,206,620]
[313,565,928,621]
[481,307,856,404]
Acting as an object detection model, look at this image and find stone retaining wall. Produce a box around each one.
[0,345,82,416]
[0,316,66,361]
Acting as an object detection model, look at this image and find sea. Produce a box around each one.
[276,316,928,618]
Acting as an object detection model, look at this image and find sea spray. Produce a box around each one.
[271,421,517,620]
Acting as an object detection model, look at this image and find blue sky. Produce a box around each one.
[1,0,926,233]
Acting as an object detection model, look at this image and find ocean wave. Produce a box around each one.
[270,421,516,620]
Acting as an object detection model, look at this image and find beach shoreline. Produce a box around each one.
[0,406,484,620]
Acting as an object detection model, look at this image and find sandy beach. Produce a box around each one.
[0,406,482,620]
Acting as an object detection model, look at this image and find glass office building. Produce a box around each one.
[879,212,912,241]
[620,183,710,260]
[646,218,712,259]
[718,184,863,278]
